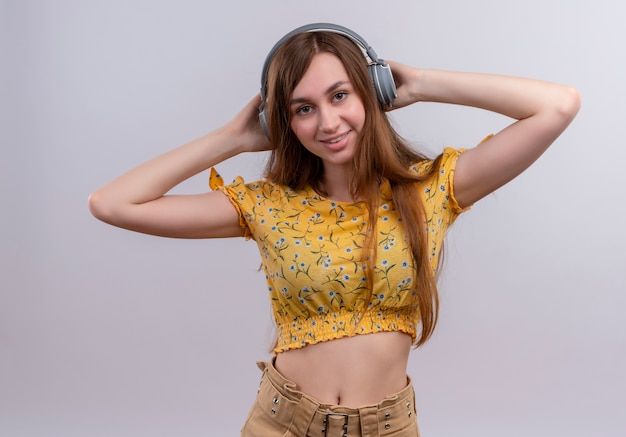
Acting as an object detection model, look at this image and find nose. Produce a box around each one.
[318,105,339,133]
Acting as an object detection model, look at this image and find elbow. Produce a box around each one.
[88,189,115,224]
[559,86,582,123]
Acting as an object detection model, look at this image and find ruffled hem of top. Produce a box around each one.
[273,307,418,354]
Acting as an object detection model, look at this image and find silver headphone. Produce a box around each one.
[258,23,397,138]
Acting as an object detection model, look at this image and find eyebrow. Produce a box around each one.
[290,81,349,105]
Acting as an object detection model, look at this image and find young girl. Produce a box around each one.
[89,23,580,437]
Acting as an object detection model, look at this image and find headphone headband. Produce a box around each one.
[260,23,382,100]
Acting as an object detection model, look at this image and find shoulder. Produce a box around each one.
[410,147,466,176]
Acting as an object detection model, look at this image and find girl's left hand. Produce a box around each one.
[385,60,422,110]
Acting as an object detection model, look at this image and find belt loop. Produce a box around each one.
[288,395,319,436]
[359,405,379,436]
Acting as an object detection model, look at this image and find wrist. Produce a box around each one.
[409,68,429,103]
[213,124,249,155]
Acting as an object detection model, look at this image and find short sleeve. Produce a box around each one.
[438,147,469,214]
[208,167,259,240]
[413,147,469,217]
[411,147,471,269]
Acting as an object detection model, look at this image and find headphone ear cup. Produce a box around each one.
[259,105,270,138]
[369,63,397,108]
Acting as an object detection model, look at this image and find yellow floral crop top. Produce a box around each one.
[210,147,468,353]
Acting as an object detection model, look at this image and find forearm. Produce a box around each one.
[93,126,242,206]
[89,94,268,209]
[411,68,578,121]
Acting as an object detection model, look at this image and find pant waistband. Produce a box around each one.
[255,359,417,436]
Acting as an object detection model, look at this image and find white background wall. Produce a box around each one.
[2,1,624,436]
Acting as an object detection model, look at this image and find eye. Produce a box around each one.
[333,91,347,102]
[296,104,313,115]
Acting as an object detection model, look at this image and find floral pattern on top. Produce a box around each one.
[210,147,469,353]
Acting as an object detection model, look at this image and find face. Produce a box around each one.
[289,52,366,174]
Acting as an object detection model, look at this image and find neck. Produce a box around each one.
[319,166,355,202]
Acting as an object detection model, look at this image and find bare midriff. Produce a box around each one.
[274,331,412,407]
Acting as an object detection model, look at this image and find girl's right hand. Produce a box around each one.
[225,94,272,153]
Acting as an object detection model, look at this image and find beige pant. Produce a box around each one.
[241,359,420,437]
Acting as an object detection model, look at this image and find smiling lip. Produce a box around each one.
[320,132,350,147]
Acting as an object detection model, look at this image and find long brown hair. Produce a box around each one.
[263,31,443,347]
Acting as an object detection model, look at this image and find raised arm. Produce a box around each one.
[388,62,581,208]
[88,95,270,238]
